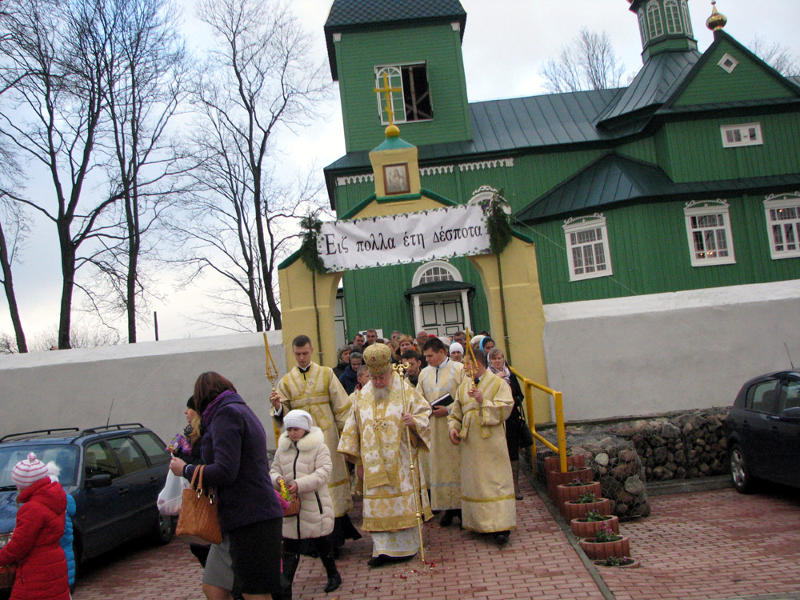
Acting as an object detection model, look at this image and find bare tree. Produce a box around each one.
[0,190,28,353]
[0,0,122,349]
[86,0,189,343]
[185,0,328,331]
[541,28,626,93]
[751,37,799,77]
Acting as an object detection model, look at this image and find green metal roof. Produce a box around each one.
[515,152,800,222]
[324,0,467,80]
[596,49,700,129]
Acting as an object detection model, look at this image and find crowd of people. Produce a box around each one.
[168,328,530,599]
[0,328,530,600]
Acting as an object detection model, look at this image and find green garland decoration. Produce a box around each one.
[299,212,325,274]
[486,189,513,255]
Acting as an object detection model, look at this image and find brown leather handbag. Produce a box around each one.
[175,465,223,544]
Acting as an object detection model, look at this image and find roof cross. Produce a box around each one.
[374,71,402,127]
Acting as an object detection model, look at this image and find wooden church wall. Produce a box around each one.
[531,194,800,306]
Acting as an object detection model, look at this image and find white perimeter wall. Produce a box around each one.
[543,280,800,421]
[0,331,287,449]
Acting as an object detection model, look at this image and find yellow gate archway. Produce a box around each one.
[277,124,552,422]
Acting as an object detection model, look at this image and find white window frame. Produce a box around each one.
[412,260,460,287]
[375,65,406,124]
[638,12,649,46]
[647,1,665,38]
[684,200,736,267]
[681,0,693,37]
[563,214,613,282]
[374,63,432,126]
[717,53,739,74]
[764,193,800,259]
[664,0,682,34]
[721,122,763,148]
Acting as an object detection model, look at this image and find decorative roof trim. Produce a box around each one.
[563,213,606,231]
[335,158,513,187]
[336,173,374,186]
[458,158,514,172]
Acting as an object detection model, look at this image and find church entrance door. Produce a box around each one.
[418,293,464,338]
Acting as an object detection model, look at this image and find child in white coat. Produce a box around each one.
[270,410,342,596]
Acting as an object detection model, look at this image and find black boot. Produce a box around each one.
[321,551,342,593]
[281,552,300,600]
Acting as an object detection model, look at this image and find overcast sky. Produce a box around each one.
[3,0,799,346]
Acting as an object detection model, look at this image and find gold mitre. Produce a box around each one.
[364,343,392,376]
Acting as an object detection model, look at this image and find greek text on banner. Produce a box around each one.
[317,204,490,272]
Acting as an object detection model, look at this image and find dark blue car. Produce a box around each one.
[726,371,800,493]
[0,424,173,590]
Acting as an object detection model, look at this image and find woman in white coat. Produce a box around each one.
[270,410,341,596]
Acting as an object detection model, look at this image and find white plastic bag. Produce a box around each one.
[157,469,189,516]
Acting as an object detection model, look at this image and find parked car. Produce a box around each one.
[726,371,800,493]
[0,423,173,590]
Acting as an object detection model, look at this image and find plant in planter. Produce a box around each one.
[562,493,613,520]
[555,480,602,509]
[546,466,594,500]
[593,555,639,568]
[579,524,630,560]
[544,452,586,473]
[570,511,620,538]
[593,524,621,543]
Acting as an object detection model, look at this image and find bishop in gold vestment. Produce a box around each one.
[338,343,433,565]
[448,346,516,545]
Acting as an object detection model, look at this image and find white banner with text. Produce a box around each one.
[317,204,490,271]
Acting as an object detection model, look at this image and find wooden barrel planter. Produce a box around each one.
[570,514,619,538]
[579,535,630,561]
[544,453,586,473]
[546,467,593,500]
[555,481,602,510]
[562,497,612,521]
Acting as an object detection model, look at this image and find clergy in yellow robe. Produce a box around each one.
[271,335,353,520]
[338,343,433,565]
[448,346,516,545]
[417,337,464,514]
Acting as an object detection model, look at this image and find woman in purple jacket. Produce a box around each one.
[170,372,283,600]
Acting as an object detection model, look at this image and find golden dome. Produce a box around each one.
[385,124,400,138]
[706,1,727,31]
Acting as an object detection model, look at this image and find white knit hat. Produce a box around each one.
[449,342,464,354]
[12,452,50,489]
[284,409,313,432]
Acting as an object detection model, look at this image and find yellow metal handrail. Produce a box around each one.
[509,366,568,473]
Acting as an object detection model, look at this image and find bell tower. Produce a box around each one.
[324,0,472,153]
[628,0,698,61]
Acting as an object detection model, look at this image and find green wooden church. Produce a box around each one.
[318,0,800,418]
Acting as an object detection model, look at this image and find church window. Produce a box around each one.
[683,200,736,267]
[681,0,693,37]
[563,214,612,281]
[717,53,739,73]
[646,1,664,38]
[638,13,649,45]
[664,0,682,34]
[764,194,800,259]
[375,63,433,125]
[721,122,762,148]
[412,260,460,286]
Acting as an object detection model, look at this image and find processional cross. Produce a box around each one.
[374,71,402,126]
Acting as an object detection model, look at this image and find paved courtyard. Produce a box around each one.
[72,477,800,600]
